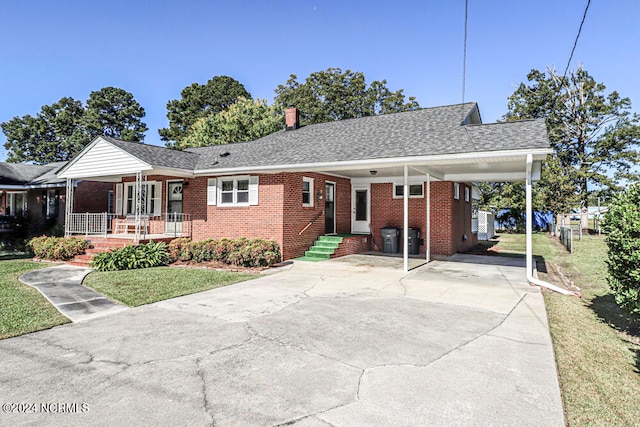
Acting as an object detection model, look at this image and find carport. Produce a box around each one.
[311,125,573,294]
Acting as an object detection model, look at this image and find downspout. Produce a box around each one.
[526,154,579,296]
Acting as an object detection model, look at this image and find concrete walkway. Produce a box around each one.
[2,255,564,426]
[19,265,127,322]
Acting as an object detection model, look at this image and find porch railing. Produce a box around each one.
[163,213,192,237]
[66,213,108,237]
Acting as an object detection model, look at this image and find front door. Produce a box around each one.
[325,182,336,234]
[166,181,183,234]
[352,185,370,234]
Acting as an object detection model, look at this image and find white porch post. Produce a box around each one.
[134,171,146,243]
[65,178,74,237]
[403,165,409,272]
[426,173,431,263]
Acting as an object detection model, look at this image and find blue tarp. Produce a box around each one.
[494,209,553,231]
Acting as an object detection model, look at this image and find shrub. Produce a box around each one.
[167,237,192,262]
[91,241,169,272]
[28,236,89,260]
[167,237,281,267]
[603,184,640,314]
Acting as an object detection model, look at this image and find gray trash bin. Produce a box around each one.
[381,227,400,253]
[407,228,421,255]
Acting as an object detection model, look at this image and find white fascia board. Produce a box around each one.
[0,183,67,190]
[193,148,552,176]
[150,167,195,178]
[58,136,153,179]
[351,176,435,185]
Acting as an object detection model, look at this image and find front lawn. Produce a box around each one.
[83,267,256,306]
[481,233,640,426]
[0,260,70,340]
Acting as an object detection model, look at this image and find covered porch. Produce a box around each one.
[57,136,197,243]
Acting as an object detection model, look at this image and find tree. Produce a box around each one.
[603,183,640,314]
[2,97,87,164]
[177,98,284,149]
[84,87,147,141]
[274,68,419,126]
[160,76,251,147]
[504,66,640,210]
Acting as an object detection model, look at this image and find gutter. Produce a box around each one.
[194,147,553,176]
[525,154,580,296]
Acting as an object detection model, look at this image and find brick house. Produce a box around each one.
[0,161,111,233]
[57,103,551,270]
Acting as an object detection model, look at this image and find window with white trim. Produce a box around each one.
[393,183,424,198]
[5,192,26,216]
[453,183,460,200]
[465,186,470,202]
[218,176,255,206]
[302,177,314,207]
[123,181,161,216]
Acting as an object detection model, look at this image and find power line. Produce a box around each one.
[461,0,469,109]
[563,0,591,78]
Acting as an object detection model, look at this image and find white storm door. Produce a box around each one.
[351,184,370,234]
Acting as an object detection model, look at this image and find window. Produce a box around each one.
[5,192,26,216]
[465,187,470,202]
[393,183,424,198]
[218,176,258,206]
[126,183,134,214]
[453,183,460,200]
[122,181,161,216]
[302,177,314,207]
[42,189,59,218]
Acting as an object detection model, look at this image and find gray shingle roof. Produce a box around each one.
[101,136,200,170]
[0,161,66,186]
[64,103,549,177]
[184,103,550,171]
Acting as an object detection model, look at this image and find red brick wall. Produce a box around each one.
[332,235,371,258]
[370,181,476,256]
[74,181,112,213]
[116,174,475,259]
[281,172,351,260]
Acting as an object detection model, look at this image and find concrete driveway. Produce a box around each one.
[0,254,564,426]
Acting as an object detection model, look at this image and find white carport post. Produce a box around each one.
[426,173,431,263]
[403,165,409,272]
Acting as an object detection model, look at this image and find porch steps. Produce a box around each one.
[300,236,344,261]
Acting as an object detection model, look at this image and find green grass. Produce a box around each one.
[482,233,640,426]
[0,260,70,340]
[83,267,256,307]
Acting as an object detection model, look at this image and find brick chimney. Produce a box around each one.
[286,107,300,130]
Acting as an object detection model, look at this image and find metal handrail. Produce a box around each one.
[298,210,324,235]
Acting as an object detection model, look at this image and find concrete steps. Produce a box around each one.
[303,236,344,260]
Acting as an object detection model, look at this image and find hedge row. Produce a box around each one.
[28,236,89,260]
[168,237,281,267]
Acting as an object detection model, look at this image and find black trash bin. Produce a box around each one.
[406,228,421,255]
[380,227,400,253]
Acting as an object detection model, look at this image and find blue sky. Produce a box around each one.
[1,0,638,161]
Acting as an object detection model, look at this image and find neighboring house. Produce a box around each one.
[0,161,111,232]
[57,103,551,268]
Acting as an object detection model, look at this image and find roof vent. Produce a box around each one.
[220,152,230,157]
[286,107,300,130]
